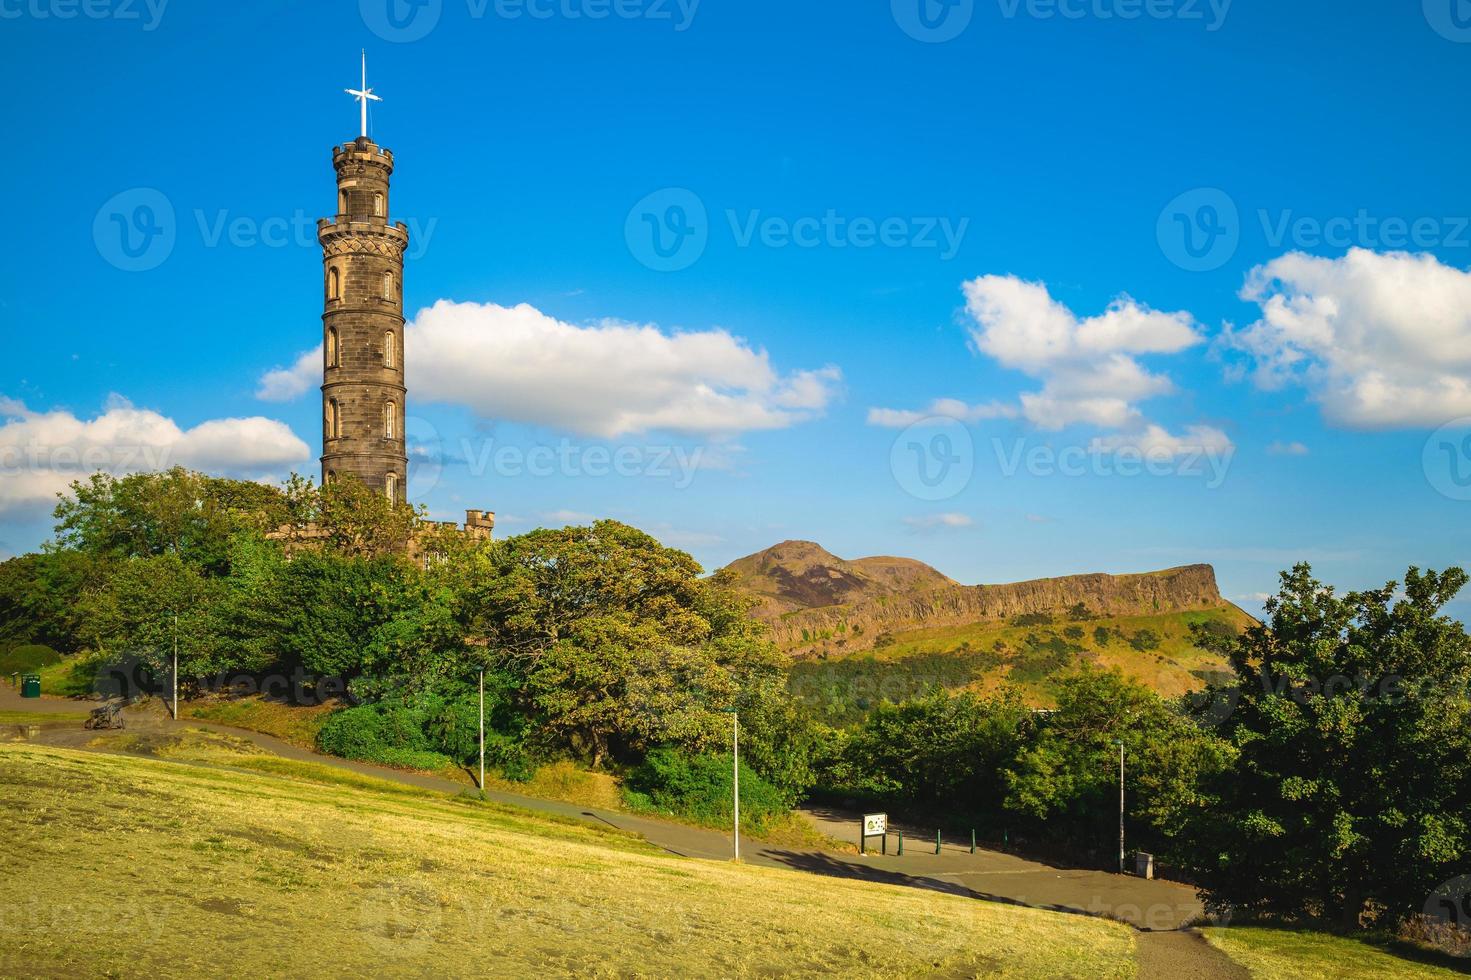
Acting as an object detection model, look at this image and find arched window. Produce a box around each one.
[383,330,395,368]
[326,327,338,368]
[382,272,394,301]
[325,470,335,485]
[373,193,384,217]
[384,401,396,439]
[328,267,340,301]
[328,399,340,439]
[385,472,398,502]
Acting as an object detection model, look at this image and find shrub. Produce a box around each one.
[622,747,792,832]
[1129,629,1162,652]
[1011,612,1053,627]
[0,643,62,675]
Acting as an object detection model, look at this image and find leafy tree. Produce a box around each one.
[463,522,784,769]
[1186,564,1471,929]
[0,550,111,651]
[53,468,288,574]
[1005,666,1230,861]
[312,475,425,559]
[82,552,226,677]
[832,689,1030,821]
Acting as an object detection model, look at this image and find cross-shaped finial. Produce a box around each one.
[345,49,381,139]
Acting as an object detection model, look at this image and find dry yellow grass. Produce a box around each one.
[1203,926,1469,979]
[0,743,1135,977]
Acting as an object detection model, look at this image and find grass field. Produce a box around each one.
[788,606,1251,722]
[1203,926,1471,979]
[0,743,1136,977]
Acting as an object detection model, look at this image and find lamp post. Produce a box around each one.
[1117,740,1125,874]
[171,611,179,720]
[478,667,486,795]
[719,708,740,860]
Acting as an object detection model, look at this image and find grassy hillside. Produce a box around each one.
[1202,926,1469,979]
[789,606,1252,724]
[0,743,1136,977]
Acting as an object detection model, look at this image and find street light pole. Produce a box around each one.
[172,612,179,720]
[1117,741,1125,874]
[479,668,486,795]
[732,711,740,861]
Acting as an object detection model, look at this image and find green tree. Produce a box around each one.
[1004,666,1229,861]
[1186,564,1471,929]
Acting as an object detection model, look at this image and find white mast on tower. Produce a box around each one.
[345,49,381,139]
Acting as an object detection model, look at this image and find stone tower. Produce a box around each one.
[317,136,409,501]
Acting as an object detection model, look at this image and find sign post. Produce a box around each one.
[860,813,887,856]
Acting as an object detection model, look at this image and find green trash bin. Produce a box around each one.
[21,674,41,698]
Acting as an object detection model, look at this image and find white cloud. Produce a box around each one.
[540,509,596,525]
[962,275,1204,432]
[257,346,321,402]
[867,398,1019,429]
[1088,424,1235,459]
[902,512,974,532]
[1226,248,1471,428]
[1266,440,1310,456]
[0,396,310,514]
[259,301,842,439]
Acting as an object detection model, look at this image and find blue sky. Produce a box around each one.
[3,0,1471,615]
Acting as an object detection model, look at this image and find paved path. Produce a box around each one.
[3,687,1245,977]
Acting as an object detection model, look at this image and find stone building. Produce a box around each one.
[306,64,492,544]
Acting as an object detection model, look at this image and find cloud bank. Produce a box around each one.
[0,396,310,514]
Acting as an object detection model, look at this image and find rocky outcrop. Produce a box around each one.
[722,542,1227,653]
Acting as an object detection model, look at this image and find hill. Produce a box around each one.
[721,539,957,619]
[723,542,1251,708]
[0,742,1132,977]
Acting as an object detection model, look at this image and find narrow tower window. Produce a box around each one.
[328,399,340,439]
[328,267,341,301]
[374,193,384,217]
[326,327,338,368]
[384,401,396,439]
[383,330,395,368]
[382,272,394,300]
[338,191,347,215]
[385,472,398,502]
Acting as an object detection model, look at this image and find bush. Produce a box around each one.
[622,747,793,832]
[316,701,453,771]
[1129,629,1162,652]
[1011,612,1053,627]
[0,643,62,675]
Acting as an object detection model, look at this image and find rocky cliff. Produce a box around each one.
[722,542,1228,653]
